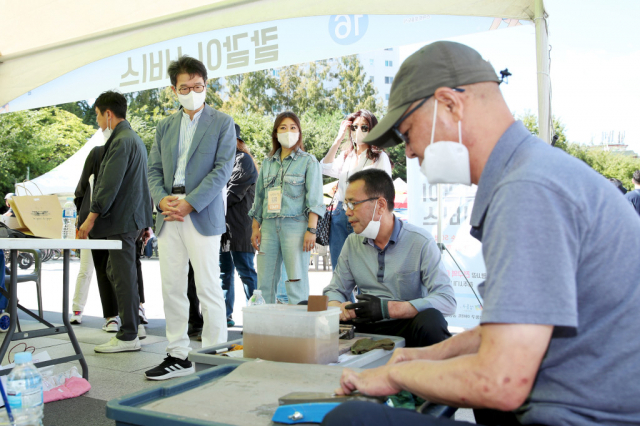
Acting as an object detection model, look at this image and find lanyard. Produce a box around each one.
[277,152,296,186]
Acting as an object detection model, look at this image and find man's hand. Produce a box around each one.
[387,347,436,365]
[335,366,401,397]
[142,228,152,245]
[78,213,98,239]
[345,294,388,324]
[160,196,193,221]
[330,301,357,322]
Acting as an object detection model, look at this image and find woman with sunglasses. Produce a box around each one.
[249,112,325,305]
[321,109,392,269]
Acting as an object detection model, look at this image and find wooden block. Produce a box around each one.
[307,295,329,312]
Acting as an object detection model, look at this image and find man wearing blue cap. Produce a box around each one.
[325,41,640,426]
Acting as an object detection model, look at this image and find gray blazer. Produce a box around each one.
[90,121,153,239]
[148,104,236,237]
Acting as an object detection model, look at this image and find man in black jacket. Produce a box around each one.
[78,91,153,353]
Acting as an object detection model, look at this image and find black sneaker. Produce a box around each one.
[144,354,195,381]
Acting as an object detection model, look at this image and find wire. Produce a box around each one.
[438,243,484,308]
[8,342,35,364]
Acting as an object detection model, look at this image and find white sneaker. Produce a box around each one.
[138,324,146,340]
[94,336,141,353]
[70,311,82,324]
[102,317,120,333]
[139,306,149,324]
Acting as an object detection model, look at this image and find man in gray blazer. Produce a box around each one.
[146,56,236,380]
[78,91,153,353]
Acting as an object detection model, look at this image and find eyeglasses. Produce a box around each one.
[350,124,370,133]
[391,88,465,144]
[343,197,378,211]
[177,85,206,95]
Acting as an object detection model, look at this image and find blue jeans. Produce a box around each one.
[276,266,288,303]
[220,251,258,318]
[257,216,310,305]
[329,201,354,269]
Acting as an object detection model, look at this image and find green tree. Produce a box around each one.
[331,55,383,115]
[58,100,98,128]
[0,108,94,195]
[224,71,279,115]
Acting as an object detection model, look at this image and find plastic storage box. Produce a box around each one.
[242,304,340,364]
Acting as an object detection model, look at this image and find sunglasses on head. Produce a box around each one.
[350,124,369,133]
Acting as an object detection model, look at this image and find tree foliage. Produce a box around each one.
[0,108,94,195]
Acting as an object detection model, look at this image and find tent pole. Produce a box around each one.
[535,0,551,143]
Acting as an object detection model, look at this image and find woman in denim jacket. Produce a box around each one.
[249,112,325,304]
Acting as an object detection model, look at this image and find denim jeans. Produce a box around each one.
[276,266,288,303]
[220,250,258,318]
[329,201,354,269]
[257,216,310,305]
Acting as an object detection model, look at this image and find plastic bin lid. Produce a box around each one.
[242,304,340,317]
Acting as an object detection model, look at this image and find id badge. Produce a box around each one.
[267,186,282,213]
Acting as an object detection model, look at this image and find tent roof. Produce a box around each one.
[0,0,540,107]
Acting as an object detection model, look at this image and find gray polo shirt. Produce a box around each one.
[471,121,640,425]
[323,216,456,316]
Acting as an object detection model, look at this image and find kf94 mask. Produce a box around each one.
[421,99,471,186]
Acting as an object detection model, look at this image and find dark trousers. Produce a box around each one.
[106,231,140,341]
[322,401,532,426]
[220,250,257,318]
[93,246,146,318]
[354,308,452,348]
[187,262,203,327]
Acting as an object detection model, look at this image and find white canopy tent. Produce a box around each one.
[0,0,550,141]
[14,130,104,197]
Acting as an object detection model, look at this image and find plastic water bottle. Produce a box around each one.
[249,290,266,306]
[6,352,44,426]
[61,197,76,240]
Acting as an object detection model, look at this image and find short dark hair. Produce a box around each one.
[94,91,127,119]
[270,111,304,156]
[347,169,395,211]
[167,55,208,87]
[633,170,640,183]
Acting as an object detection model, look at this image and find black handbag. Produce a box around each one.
[316,192,336,246]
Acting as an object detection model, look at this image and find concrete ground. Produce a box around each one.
[4,257,474,424]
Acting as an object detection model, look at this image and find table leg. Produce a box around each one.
[0,250,19,363]
[63,249,89,380]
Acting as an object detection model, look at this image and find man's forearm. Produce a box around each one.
[388,301,418,319]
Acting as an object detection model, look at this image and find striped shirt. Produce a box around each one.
[173,109,204,187]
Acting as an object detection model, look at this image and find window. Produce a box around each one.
[272,69,280,77]
[385,60,393,67]
[385,94,390,101]
[385,76,394,84]
[370,59,374,66]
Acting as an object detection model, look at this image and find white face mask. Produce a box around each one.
[102,115,112,143]
[277,132,299,149]
[177,90,206,111]
[358,200,381,239]
[353,128,367,146]
[420,99,471,186]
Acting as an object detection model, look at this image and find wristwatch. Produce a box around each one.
[306,227,317,234]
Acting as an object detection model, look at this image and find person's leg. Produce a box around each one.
[183,215,227,347]
[473,409,522,426]
[187,262,203,328]
[276,266,288,303]
[91,249,119,318]
[230,251,257,302]
[280,216,310,305]
[256,218,283,304]
[322,401,467,426]
[329,202,354,269]
[136,250,145,305]
[72,248,94,313]
[405,308,452,347]
[158,220,191,359]
[219,250,235,318]
[106,231,140,341]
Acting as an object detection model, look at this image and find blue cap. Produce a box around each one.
[14,352,32,364]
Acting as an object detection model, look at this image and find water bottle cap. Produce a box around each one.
[253,290,262,295]
[14,352,32,364]
[67,197,73,201]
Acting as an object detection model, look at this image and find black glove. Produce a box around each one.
[345,294,390,324]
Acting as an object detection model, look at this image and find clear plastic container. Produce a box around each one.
[5,352,44,426]
[242,304,340,364]
[61,197,76,240]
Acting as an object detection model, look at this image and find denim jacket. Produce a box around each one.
[248,148,325,224]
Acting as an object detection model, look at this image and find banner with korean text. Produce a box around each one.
[5,14,498,112]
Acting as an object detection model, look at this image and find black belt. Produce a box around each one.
[172,186,186,194]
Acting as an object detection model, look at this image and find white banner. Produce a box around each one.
[407,158,485,329]
[4,14,498,112]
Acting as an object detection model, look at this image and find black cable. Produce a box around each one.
[437,243,483,308]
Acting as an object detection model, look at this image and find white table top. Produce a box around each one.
[0,239,121,250]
